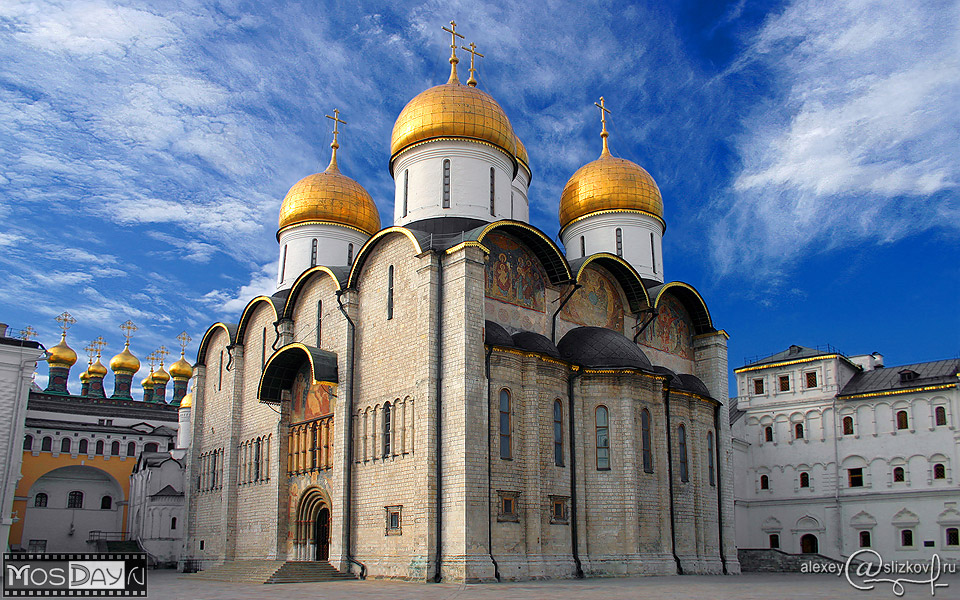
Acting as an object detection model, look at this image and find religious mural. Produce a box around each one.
[291,363,336,423]
[561,267,624,331]
[484,232,545,312]
[638,293,693,359]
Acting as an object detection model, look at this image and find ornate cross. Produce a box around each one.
[442,20,465,82]
[55,311,76,334]
[325,109,346,147]
[146,351,157,371]
[460,42,484,87]
[92,336,107,358]
[119,320,137,344]
[595,96,612,154]
[176,331,192,357]
[19,326,36,341]
[156,345,170,367]
[85,342,97,365]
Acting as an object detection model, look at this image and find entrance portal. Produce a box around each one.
[295,488,331,561]
[800,533,819,554]
[315,507,329,560]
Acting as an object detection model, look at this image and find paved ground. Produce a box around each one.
[107,569,960,600]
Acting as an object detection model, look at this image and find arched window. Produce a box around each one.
[896,410,909,430]
[23,435,32,451]
[442,159,451,208]
[499,389,511,459]
[386,265,395,320]
[41,436,52,452]
[935,406,947,426]
[95,440,104,455]
[402,169,409,217]
[764,426,773,442]
[127,442,136,457]
[79,439,88,454]
[859,531,871,548]
[34,493,47,508]
[110,441,120,456]
[316,300,322,347]
[947,528,959,547]
[901,529,914,547]
[254,438,261,481]
[489,167,496,215]
[347,243,354,265]
[171,517,178,531]
[934,463,946,479]
[615,228,622,256]
[279,244,287,283]
[553,400,563,467]
[893,466,905,482]
[144,442,158,453]
[794,423,804,439]
[67,491,83,509]
[100,496,112,510]
[580,236,585,257]
[769,533,779,549]
[800,472,810,488]
[842,416,854,435]
[760,474,769,489]
[641,408,653,473]
[596,406,610,470]
[310,238,318,267]
[677,424,688,481]
[707,431,716,486]
[60,438,71,453]
[383,401,392,458]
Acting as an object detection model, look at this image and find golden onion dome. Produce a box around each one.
[47,333,78,367]
[559,145,663,231]
[180,392,193,408]
[79,370,90,383]
[141,372,155,389]
[88,358,108,377]
[515,133,530,175]
[278,148,380,237]
[152,366,170,384]
[169,355,193,380]
[110,343,141,374]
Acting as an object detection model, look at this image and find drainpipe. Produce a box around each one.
[662,376,682,574]
[433,251,444,583]
[567,369,584,578]
[632,308,658,344]
[335,291,366,580]
[484,346,501,581]
[551,283,580,344]
[713,403,727,574]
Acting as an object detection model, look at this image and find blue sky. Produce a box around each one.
[1,0,957,396]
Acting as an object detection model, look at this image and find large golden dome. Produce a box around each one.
[110,343,141,374]
[559,147,663,231]
[47,333,78,367]
[169,355,193,380]
[278,153,380,237]
[152,365,170,385]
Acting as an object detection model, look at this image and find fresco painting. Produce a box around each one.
[562,268,624,331]
[639,293,693,359]
[291,363,336,423]
[484,232,546,312]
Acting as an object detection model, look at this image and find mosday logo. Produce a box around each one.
[3,553,147,596]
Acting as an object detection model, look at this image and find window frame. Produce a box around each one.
[383,401,392,458]
[896,410,909,430]
[34,493,47,508]
[677,423,688,482]
[499,389,511,460]
[707,430,716,486]
[385,505,403,535]
[615,228,622,256]
[842,416,854,435]
[402,169,409,217]
[764,426,773,442]
[759,474,769,490]
[489,167,496,216]
[799,472,810,488]
[310,238,318,267]
[804,371,818,388]
[935,406,947,426]
[386,265,394,320]
[933,463,946,480]
[794,422,804,439]
[553,400,564,467]
[859,530,872,548]
[848,467,864,488]
[442,159,451,208]
[641,408,653,473]
[779,375,790,392]
[596,406,610,471]
[67,490,84,509]
[753,378,764,395]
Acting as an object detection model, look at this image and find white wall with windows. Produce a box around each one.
[560,211,664,283]
[276,223,369,290]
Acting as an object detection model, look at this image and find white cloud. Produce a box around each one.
[203,261,279,316]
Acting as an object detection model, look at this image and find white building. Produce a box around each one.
[127,452,186,566]
[731,345,960,564]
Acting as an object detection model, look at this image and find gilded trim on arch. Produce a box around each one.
[236,296,282,344]
[476,220,573,283]
[283,266,345,320]
[347,226,424,289]
[196,322,237,366]
[277,219,372,241]
[575,252,651,310]
[653,281,714,333]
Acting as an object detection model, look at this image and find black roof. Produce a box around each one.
[840,359,959,397]
[150,484,184,498]
[675,374,711,396]
[741,344,835,368]
[512,330,561,359]
[25,418,174,437]
[558,326,652,370]
[26,393,179,421]
[484,321,514,348]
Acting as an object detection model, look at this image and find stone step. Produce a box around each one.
[186,560,287,583]
[265,561,355,584]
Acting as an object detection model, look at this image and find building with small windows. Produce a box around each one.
[731,345,960,564]
[184,29,737,583]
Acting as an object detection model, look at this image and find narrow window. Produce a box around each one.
[848,467,864,487]
[490,167,496,215]
[110,441,120,456]
[127,442,136,457]
[935,406,947,426]
[442,159,451,208]
[261,327,267,369]
[316,300,322,347]
[760,474,769,489]
[171,517,178,530]
[499,389,511,459]
[387,265,394,320]
[67,491,83,509]
[580,236,585,257]
[100,496,112,510]
[403,170,409,217]
[311,239,318,267]
[34,493,47,508]
[764,426,773,442]
[769,533,780,549]
[860,531,871,548]
[946,528,959,547]
[383,401,392,458]
[347,243,354,265]
[779,375,790,392]
[678,424,688,482]
[650,233,657,274]
[218,350,223,391]
[794,423,804,439]
[805,371,818,388]
[754,379,764,394]
[934,463,946,479]
[79,439,88,454]
[707,430,716,486]
[41,436,51,452]
[61,438,71,453]
[254,439,261,481]
[23,435,32,451]
[145,442,158,453]
[615,228,622,256]
[800,472,810,488]
[641,409,653,473]
[842,416,854,435]
[553,400,563,467]
[95,440,104,455]
[596,406,610,470]
[901,529,914,547]
[893,466,905,482]
[279,244,287,283]
[896,410,909,430]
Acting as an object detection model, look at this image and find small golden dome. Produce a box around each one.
[47,333,78,367]
[110,343,141,374]
[152,366,170,384]
[180,392,193,408]
[559,149,663,231]
[169,355,193,380]
[88,358,108,377]
[79,370,90,383]
[141,372,155,389]
[515,134,530,175]
[390,82,517,165]
[278,161,380,236]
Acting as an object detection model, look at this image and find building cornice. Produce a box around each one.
[838,383,956,401]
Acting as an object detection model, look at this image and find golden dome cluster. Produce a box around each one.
[169,354,194,380]
[110,344,141,374]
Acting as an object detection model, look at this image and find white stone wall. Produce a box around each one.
[277,223,369,290]
[561,212,664,283]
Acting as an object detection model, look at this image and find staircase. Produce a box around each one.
[185,560,354,584]
[738,548,851,572]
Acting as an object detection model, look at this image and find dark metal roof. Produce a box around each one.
[568,254,651,313]
[840,359,959,397]
[150,484,183,498]
[405,217,490,245]
[675,373,711,397]
[259,344,338,404]
[464,221,573,284]
[26,392,179,421]
[24,418,173,436]
[651,365,677,380]
[728,397,746,424]
[558,326,652,370]
[647,282,714,335]
[485,321,515,348]
[742,344,832,368]
[512,330,561,358]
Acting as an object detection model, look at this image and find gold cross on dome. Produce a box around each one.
[119,320,137,344]
[146,351,157,370]
[92,336,107,358]
[85,342,97,364]
[460,42,484,87]
[176,331,192,356]
[594,96,612,155]
[325,109,346,147]
[442,20,465,82]
[19,326,36,341]
[156,345,170,367]
[55,311,76,334]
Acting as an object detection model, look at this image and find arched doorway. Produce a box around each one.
[801,533,819,554]
[295,487,330,562]
[314,507,329,560]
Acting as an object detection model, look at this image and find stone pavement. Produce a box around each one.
[108,570,960,600]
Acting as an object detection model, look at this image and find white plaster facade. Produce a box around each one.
[561,212,664,283]
[277,222,369,290]
[127,453,186,565]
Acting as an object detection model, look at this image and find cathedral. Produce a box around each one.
[185,23,739,582]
